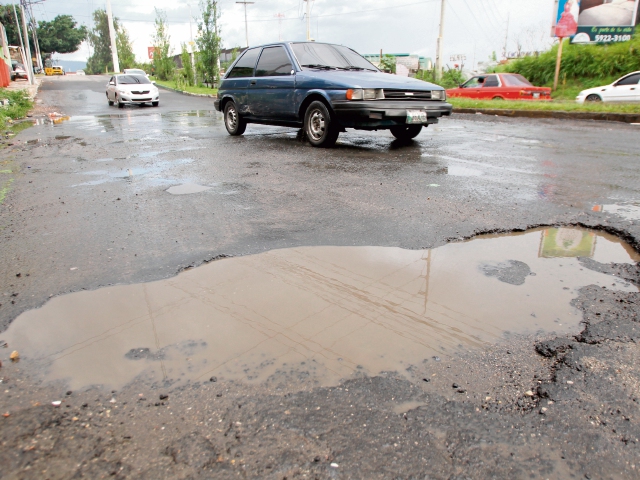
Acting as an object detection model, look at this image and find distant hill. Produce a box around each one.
[52,60,87,73]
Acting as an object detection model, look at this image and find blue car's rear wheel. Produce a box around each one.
[390,124,422,141]
[224,101,246,136]
[304,101,339,148]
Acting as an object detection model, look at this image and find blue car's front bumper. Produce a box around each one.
[332,100,452,129]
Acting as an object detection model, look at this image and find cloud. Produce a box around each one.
[42,0,556,71]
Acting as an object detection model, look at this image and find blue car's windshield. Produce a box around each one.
[291,43,378,71]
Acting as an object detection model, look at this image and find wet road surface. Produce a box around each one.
[1,76,640,478]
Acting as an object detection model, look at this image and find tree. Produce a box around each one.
[195,0,221,87]
[0,5,22,46]
[116,26,136,70]
[37,15,87,55]
[151,9,174,81]
[86,9,136,74]
[179,43,195,87]
[379,55,396,74]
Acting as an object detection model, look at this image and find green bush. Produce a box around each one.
[416,68,466,89]
[0,89,33,130]
[502,35,640,86]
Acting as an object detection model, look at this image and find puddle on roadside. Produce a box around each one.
[3,228,639,391]
[447,165,483,177]
[70,158,195,187]
[593,204,640,221]
[166,183,212,195]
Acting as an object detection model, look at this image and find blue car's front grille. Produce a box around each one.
[383,90,433,100]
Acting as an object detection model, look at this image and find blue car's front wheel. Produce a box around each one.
[224,101,247,136]
[304,101,339,148]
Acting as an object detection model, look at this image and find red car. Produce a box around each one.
[446,73,551,101]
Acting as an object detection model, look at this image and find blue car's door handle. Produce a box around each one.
[250,80,257,85]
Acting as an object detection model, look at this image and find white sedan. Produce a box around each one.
[123,68,150,79]
[576,71,640,103]
[106,74,160,108]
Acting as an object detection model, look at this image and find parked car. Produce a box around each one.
[105,74,160,108]
[11,61,28,81]
[576,71,640,103]
[446,73,552,101]
[75,69,86,76]
[214,42,452,147]
[123,68,150,79]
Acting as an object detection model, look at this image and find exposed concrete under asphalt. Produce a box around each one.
[0,75,639,479]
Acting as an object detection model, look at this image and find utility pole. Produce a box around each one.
[12,4,30,83]
[236,1,254,48]
[502,11,510,59]
[304,0,312,41]
[189,3,196,85]
[275,13,284,41]
[26,1,43,72]
[19,4,35,84]
[435,0,445,81]
[105,0,120,73]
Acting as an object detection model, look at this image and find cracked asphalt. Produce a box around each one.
[0,75,639,479]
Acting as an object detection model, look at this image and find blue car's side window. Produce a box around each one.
[227,48,261,78]
[255,47,293,77]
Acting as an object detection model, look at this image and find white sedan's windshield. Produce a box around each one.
[291,43,378,71]
[118,75,151,85]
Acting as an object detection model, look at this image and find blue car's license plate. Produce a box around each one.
[406,110,427,124]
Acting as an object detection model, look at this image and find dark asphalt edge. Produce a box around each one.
[155,83,215,98]
[438,221,640,256]
[453,107,640,124]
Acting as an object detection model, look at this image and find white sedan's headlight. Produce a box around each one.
[117,89,126,94]
[578,91,587,96]
[431,89,446,101]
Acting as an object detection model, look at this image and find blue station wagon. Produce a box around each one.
[214,42,453,147]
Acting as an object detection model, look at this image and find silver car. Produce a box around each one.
[106,74,160,108]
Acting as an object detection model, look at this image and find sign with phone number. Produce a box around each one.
[572,25,636,43]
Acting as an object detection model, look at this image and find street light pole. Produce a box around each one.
[236,1,254,48]
[435,0,445,81]
[105,0,120,73]
[305,0,311,41]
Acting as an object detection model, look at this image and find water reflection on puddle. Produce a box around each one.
[4,228,638,390]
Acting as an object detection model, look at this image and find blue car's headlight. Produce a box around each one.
[431,90,446,101]
[346,88,384,101]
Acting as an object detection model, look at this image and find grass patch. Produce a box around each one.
[153,79,217,96]
[0,89,33,130]
[449,97,640,114]
[0,177,14,205]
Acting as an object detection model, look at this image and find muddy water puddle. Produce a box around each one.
[166,183,212,195]
[3,228,638,390]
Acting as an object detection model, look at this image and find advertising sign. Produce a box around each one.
[573,0,639,43]
[147,47,156,60]
[555,0,581,37]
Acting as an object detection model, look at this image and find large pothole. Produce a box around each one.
[3,227,638,390]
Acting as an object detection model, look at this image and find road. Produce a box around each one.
[0,75,639,478]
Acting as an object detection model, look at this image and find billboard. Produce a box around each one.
[554,0,640,43]
[555,0,581,37]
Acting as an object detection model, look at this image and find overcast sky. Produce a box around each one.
[30,0,557,69]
